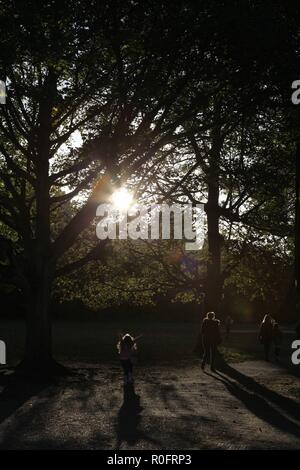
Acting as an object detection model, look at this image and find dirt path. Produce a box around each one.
[0,360,299,449]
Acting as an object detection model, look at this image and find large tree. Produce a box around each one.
[134,0,298,314]
[0,0,220,369]
[0,0,298,371]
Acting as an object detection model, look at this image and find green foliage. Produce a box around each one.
[0,0,297,321]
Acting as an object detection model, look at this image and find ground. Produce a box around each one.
[0,322,299,449]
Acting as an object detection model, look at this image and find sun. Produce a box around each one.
[111,187,134,210]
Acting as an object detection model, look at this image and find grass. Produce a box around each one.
[0,320,296,366]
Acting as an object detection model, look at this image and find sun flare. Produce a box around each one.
[111,187,134,210]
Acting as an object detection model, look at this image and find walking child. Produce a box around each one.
[117,333,139,385]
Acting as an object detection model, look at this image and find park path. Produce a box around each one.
[0,360,299,449]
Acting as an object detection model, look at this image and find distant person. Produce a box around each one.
[225,314,233,338]
[258,314,274,361]
[272,322,283,362]
[201,311,222,371]
[117,334,138,385]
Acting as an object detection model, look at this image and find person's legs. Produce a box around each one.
[210,344,216,371]
[201,341,209,369]
[121,360,130,384]
[264,342,270,361]
[127,360,134,383]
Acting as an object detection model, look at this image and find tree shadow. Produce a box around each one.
[0,367,110,449]
[157,383,194,412]
[0,368,47,426]
[116,383,160,449]
[204,359,300,440]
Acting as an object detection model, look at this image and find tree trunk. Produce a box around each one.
[205,107,223,314]
[205,182,222,313]
[21,70,57,371]
[25,267,53,367]
[296,142,300,298]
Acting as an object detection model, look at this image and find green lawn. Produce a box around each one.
[0,320,296,366]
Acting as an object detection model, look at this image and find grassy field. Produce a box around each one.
[0,320,297,366]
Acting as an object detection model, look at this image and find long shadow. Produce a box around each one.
[116,383,160,449]
[204,361,300,440]
[218,358,300,420]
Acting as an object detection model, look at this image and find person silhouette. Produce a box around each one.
[258,314,274,361]
[117,333,143,385]
[201,311,222,371]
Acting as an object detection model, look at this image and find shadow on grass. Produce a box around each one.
[116,383,160,449]
[204,355,300,440]
[0,366,110,449]
[0,367,47,427]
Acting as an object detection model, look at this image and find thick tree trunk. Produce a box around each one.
[296,142,300,298]
[25,267,53,367]
[21,70,57,371]
[205,182,222,313]
[205,109,223,314]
